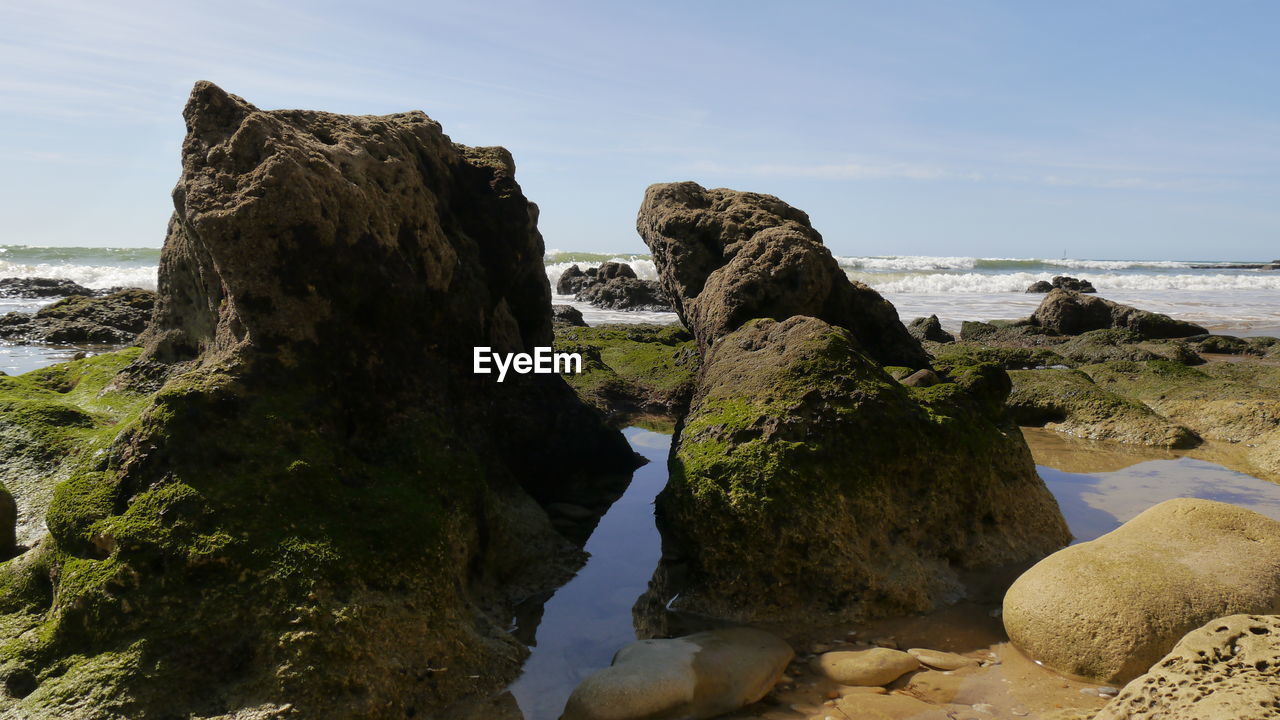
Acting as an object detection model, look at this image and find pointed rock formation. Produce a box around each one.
[634,183,1070,626]
[0,82,635,719]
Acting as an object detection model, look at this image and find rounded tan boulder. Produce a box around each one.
[812,648,920,686]
[1003,498,1280,683]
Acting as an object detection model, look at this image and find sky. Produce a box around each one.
[1,1,1277,260]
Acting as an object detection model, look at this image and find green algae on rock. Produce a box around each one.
[553,323,698,418]
[1007,368,1199,448]
[0,82,635,720]
[635,183,1069,626]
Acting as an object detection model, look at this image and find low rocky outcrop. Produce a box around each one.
[1003,499,1280,684]
[1008,369,1200,448]
[557,262,672,311]
[561,628,793,720]
[0,288,155,344]
[554,323,698,418]
[0,278,96,299]
[551,303,587,326]
[908,314,954,343]
[1026,276,1096,293]
[635,183,1069,627]
[1030,289,1207,338]
[0,82,636,720]
[1095,614,1280,720]
[637,182,929,368]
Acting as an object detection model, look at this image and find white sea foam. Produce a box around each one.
[851,271,1280,294]
[0,261,157,290]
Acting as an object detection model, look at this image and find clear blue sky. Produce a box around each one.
[2,1,1277,259]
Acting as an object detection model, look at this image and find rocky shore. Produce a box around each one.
[0,88,1276,720]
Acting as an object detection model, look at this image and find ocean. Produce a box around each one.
[3,244,1279,337]
[546,251,1280,335]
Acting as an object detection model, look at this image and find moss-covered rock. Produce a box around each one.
[1008,368,1199,448]
[1054,329,1201,366]
[553,323,697,418]
[0,82,635,719]
[929,341,1071,371]
[648,316,1070,625]
[1081,359,1280,479]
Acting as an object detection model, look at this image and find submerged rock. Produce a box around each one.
[1095,614,1280,720]
[637,182,929,368]
[0,288,155,344]
[635,184,1069,626]
[1003,499,1280,683]
[0,82,635,719]
[0,278,96,299]
[561,628,793,720]
[812,648,919,686]
[908,314,955,343]
[1030,289,1206,339]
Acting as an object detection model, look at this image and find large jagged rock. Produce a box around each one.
[1004,499,1280,684]
[1030,289,1206,338]
[0,289,155,344]
[0,82,636,719]
[635,184,1068,626]
[636,182,929,369]
[1095,614,1280,720]
[557,262,672,311]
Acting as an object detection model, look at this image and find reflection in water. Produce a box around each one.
[1029,429,1280,544]
[509,427,670,720]
[0,342,94,376]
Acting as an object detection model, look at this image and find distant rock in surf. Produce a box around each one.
[556,261,672,311]
[908,314,955,343]
[0,288,154,344]
[0,277,95,299]
[1026,275,1096,294]
[1030,288,1206,338]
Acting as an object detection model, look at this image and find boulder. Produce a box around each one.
[1030,289,1207,339]
[907,315,955,343]
[561,628,793,720]
[812,648,919,686]
[552,303,587,327]
[906,648,979,671]
[0,82,636,719]
[1025,280,1054,293]
[636,182,929,368]
[556,264,591,294]
[643,316,1070,625]
[575,276,671,311]
[0,278,96,299]
[1052,275,1096,293]
[1003,499,1280,683]
[1094,614,1280,720]
[0,288,155,344]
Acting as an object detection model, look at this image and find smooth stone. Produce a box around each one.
[907,648,980,671]
[561,627,794,720]
[812,648,919,686]
[1003,498,1280,683]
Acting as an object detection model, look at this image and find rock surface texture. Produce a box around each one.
[1094,614,1280,720]
[561,628,794,720]
[0,82,635,720]
[635,183,1070,627]
[0,289,155,344]
[1031,289,1207,338]
[637,182,929,368]
[1003,499,1280,684]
